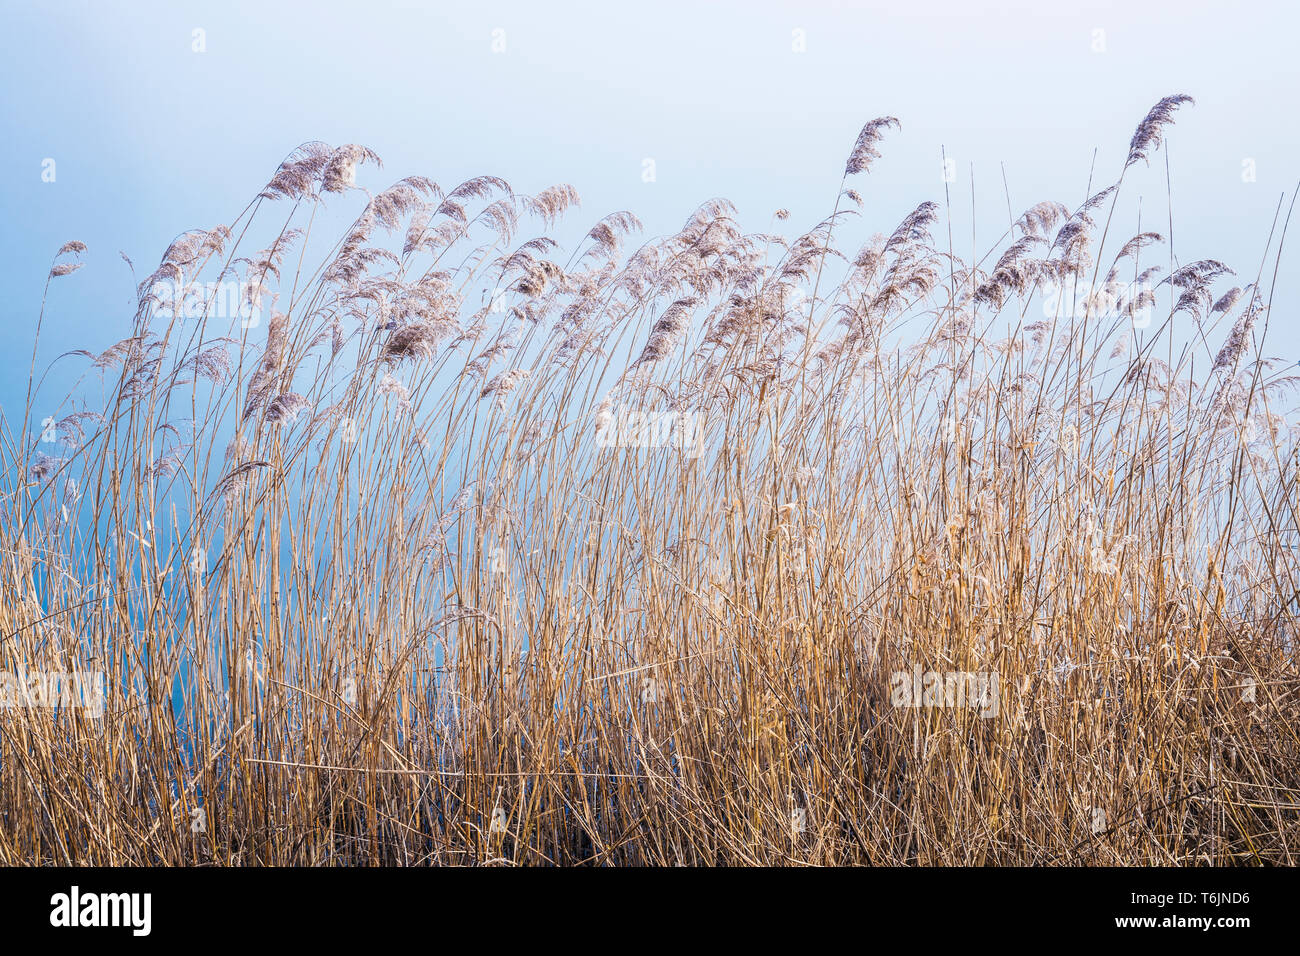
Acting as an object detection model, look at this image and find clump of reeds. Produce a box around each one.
[1,97,1298,865]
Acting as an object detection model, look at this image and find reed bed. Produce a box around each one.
[2,96,1298,865]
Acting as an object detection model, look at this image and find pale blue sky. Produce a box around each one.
[2,0,1296,411]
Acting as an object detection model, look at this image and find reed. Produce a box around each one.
[1,98,1297,865]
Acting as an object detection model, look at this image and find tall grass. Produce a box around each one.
[2,97,1298,865]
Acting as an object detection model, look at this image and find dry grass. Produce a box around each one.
[2,98,1298,865]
